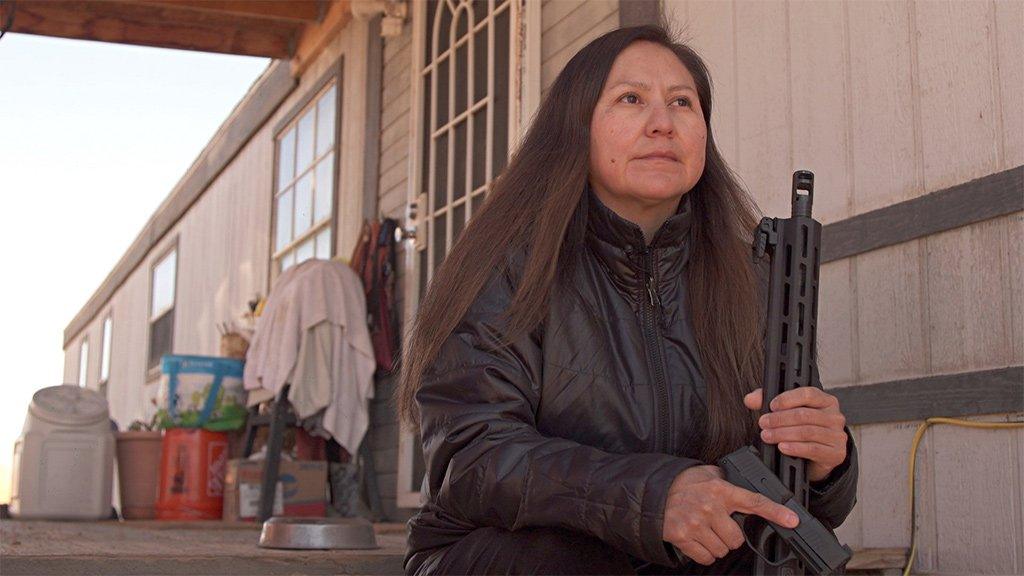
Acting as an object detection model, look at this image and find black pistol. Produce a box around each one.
[719,446,852,575]
[719,171,852,575]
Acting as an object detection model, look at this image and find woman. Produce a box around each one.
[397,24,858,575]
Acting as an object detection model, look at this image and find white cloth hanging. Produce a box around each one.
[243,259,377,455]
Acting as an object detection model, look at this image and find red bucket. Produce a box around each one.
[155,428,228,520]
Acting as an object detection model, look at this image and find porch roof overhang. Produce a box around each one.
[45,0,373,346]
[0,0,353,68]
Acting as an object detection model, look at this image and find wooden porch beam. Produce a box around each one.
[137,0,324,24]
[3,0,301,58]
[290,0,351,78]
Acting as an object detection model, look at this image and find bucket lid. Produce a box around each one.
[30,385,109,426]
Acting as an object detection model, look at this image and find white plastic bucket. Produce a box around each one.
[10,385,114,520]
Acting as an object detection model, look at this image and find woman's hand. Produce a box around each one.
[744,387,848,483]
[662,465,800,566]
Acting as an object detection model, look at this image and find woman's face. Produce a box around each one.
[589,41,707,214]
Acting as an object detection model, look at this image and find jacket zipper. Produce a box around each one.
[640,248,671,454]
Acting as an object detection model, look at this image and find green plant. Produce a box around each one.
[127,412,161,432]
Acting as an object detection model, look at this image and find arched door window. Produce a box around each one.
[397,0,527,508]
[417,0,513,294]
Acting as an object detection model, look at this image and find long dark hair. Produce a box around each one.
[395,23,765,463]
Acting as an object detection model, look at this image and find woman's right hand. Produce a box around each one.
[661,465,800,566]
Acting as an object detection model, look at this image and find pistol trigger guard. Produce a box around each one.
[735,514,799,569]
[731,513,764,560]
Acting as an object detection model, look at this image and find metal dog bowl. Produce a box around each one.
[258,517,379,550]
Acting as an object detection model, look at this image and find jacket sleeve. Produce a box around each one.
[807,426,859,529]
[416,264,701,567]
[806,365,859,530]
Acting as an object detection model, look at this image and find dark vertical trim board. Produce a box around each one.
[619,0,661,28]
[822,166,1023,263]
[832,366,1024,426]
[364,15,384,220]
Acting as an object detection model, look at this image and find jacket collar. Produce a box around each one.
[584,181,694,298]
[585,180,694,252]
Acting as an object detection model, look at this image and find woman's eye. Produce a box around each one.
[620,93,692,107]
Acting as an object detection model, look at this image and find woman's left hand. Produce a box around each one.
[743,387,848,483]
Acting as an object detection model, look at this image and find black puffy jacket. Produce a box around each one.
[405,184,858,572]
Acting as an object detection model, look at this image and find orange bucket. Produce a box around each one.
[155,428,229,520]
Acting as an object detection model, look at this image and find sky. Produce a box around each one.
[0,33,270,504]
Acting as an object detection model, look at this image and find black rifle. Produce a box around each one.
[718,171,852,575]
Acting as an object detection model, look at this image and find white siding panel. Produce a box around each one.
[541,0,614,63]
[1010,213,1024,367]
[996,0,1024,169]
[855,241,928,383]
[379,154,410,196]
[383,40,411,88]
[381,84,411,132]
[788,0,852,225]
[915,1,1001,193]
[65,316,103,389]
[107,271,151,427]
[733,0,790,217]
[858,422,917,548]
[925,216,1014,374]
[542,0,584,34]
[380,182,408,220]
[383,82,410,113]
[847,0,920,214]
[818,259,856,388]
[63,343,78,384]
[381,108,411,153]
[541,4,618,94]
[931,416,1023,573]
[378,24,412,287]
[173,133,273,360]
[384,27,412,66]
[380,137,410,177]
[680,0,740,171]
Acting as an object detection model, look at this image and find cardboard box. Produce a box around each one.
[222,458,328,521]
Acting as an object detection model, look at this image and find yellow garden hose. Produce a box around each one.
[903,417,1024,576]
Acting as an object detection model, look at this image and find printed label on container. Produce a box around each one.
[239,482,284,518]
[207,441,228,497]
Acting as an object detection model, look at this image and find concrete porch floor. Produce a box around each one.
[0,519,407,575]
[0,519,907,575]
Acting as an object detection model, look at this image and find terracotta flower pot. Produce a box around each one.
[115,430,163,520]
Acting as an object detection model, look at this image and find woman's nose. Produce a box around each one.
[645,104,674,135]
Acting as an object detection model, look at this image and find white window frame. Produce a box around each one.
[78,338,89,388]
[396,0,540,509]
[100,313,113,385]
[147,244,178,379]
[271,80,340,276]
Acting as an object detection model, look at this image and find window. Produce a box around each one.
[148,248,177,373]
[397,0,526,509]
[273,82,338,273]
[100,315,112,384]
[416,0,514,289]
[78,339,89,387]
